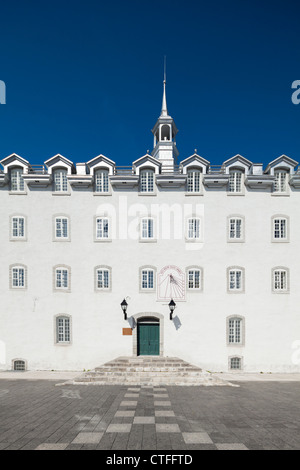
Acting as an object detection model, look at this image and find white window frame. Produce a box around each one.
[140,217,155,241]
[272,267,289,293]
[10,264,27,289]
[95,266,111,292]
[229,356,243,370]
[139,169,155,193]
[273,169,289,194]
[54,216,70,241]
[187,169,201,194]
[272,215,289,242]
[95,169,110,193]
[228,216,244,242]
[227,267,245,293]
[95,217,110,241]
[186,266,203,291]
[186,217,201,240]
[54,266,70,292]
[228,169,243,194]
[53,168,68,193]
[140,266,156,292]
[10,168,25,193]
[227,316,245,346]
[55,315,71,344]
[10,215,26,241]
[12,359,27,371]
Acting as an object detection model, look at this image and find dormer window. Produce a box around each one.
[140,169,154,193]
[274,170,288,193]
[95,169,109,193]
[53,169,68,192]
[187,169,201,193]
[229,169,242,193]
[10,168,25,192]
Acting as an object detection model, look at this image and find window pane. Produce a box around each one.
[141,269,154,289]
[96,218,109,238]
[140,170,154,192]
[142,219,153,238]
[229,171,242,192]
[54,170,68,192]
[274,171,287,192]
[187,170,200,192]
[95,170,109,192]
[11,169,24,192]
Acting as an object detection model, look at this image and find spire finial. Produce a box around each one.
[161,56,168,116]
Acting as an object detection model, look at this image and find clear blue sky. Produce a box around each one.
[0,0,300,168]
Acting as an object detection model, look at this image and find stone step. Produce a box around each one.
[63,356,232,387]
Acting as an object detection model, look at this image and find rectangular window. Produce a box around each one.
[274,218,287,239]
[55,217,68,239]
[54,169,68,192]
[56,269,69,289]
[230,357,241,370]
[12,267,25,288]
[57,317,70,343]
[12,217,25,238]
[96,218,109,239]
[187,170,201,193]
[140,170,154,192]
[228,319,241,344]
[95,170,109,193]
[141,269,154,289]
[229,171,242,193]
[187,218,200,239]
[141,218,154,239]
[274,270,287,291]
[188,269,201,289]
[97,269,110,289]
[274,171,287,193]
[229,269,242,291]
[10,168,25,192]
[229,218,242,240]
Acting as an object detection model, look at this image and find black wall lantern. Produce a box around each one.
[168,298,176,320]
[121,298,128,320]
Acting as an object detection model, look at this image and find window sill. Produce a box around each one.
[227,192,245,196]
[52,192,71,196]
[138,192,157,196]
[185,192,203,196]
[9,191,27,195]
[93,192,112,196]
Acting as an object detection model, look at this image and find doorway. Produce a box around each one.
[137,318,160,356]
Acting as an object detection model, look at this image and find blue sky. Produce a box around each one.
[0,0,300,168]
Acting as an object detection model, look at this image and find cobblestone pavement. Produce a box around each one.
[0,378,300,451]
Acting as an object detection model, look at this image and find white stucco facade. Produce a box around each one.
[1,84,300,373]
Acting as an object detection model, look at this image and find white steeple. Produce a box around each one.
[151,67,179,172]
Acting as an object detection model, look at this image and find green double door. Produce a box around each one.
[137,323,160,356]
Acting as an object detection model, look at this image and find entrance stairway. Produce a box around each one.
[65,356,232,386]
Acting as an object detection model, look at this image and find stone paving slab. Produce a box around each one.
[1,378,300,450]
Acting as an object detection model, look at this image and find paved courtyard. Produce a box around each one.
[0,373,300,451]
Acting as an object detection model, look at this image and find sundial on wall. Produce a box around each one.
[157,265,185,301]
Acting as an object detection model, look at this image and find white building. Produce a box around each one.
[1,80,300,373]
